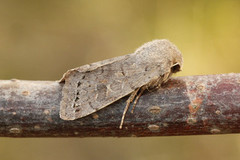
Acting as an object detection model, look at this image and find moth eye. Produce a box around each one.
[171,63,181,73]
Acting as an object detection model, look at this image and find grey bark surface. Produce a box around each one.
[0,73,240,137]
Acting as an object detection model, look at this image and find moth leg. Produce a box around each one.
[155,72,170,90]
[131,86,146,113]
[155,80,163,90]
[119,88,140,129]
[162,72,171,83]
[131,73,171,114]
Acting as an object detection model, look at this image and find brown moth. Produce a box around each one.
[59,39,183,129]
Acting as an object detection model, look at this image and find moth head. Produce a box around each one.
[171,62,181,73]
[171,53,183,73]
[170,42,183,74]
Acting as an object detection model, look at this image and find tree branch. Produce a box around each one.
[0,73,240,137]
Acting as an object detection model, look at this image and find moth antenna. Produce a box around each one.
[119,88,140,129]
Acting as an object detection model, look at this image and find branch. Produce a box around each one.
[0,73,240,137]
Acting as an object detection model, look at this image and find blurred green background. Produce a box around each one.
[1,0,240,160]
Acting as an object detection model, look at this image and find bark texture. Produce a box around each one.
[0,73,239,137]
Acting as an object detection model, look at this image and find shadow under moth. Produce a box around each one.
[59,39,183,129]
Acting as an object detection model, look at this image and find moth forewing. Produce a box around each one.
[60,39,183,129]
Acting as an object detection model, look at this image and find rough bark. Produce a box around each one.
[0,73,240,137]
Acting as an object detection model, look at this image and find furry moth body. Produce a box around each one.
[60,39,183,129]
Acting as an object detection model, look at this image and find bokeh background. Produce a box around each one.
[0,0,240,160]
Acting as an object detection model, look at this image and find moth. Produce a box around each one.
[59,39,183,129]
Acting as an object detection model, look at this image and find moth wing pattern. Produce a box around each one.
[60,54,158,120]
[60,39,183,121]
